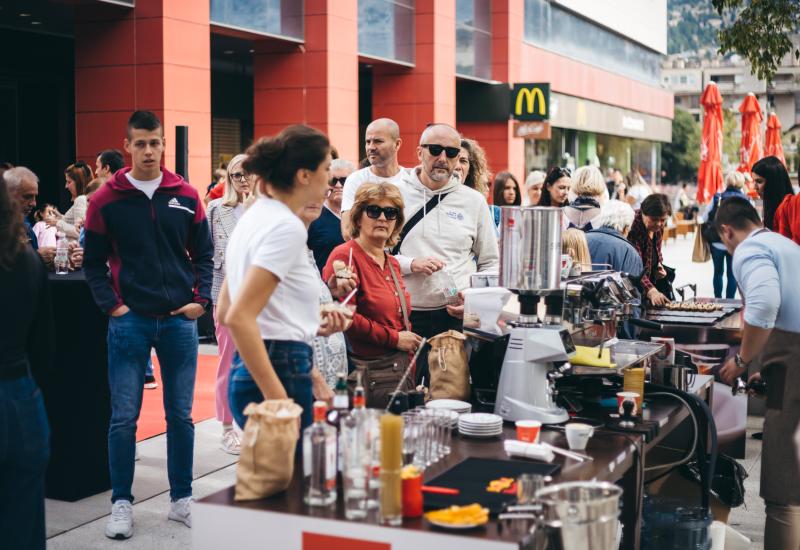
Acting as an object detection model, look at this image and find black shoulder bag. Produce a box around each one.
[390,192,452,255]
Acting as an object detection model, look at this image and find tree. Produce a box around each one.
[722,108,740,170]
[662,108,702,183]
[712,0,800,81]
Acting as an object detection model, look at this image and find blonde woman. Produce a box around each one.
[206,153,250,454]
[562,228,592,275]
[524,170,546,206]
[323,183,422,361]
[564,166,607,231]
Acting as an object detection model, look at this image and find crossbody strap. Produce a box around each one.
[390,192,451,255]
[387,258,411,331]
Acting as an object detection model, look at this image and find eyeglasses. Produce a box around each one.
[231,172,250,183]
[329,176,347,187]
[421,144,460,159]
[554,167,571,178]
[364,205,400,220]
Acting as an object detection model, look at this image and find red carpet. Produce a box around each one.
[137,354,219,441]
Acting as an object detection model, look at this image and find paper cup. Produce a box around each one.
[565,423,594,451]
[515,420,542,443]
[616,391,641,417]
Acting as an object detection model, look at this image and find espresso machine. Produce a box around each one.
[468,206,661,423]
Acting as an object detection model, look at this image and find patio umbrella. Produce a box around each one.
[697,82,724,204]
[737,92,763,173]
[765,112,786,166]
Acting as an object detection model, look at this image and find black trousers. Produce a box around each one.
[410,308,463,386]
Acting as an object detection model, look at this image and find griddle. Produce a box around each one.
[647,302,741,326]
[423,458,560,514]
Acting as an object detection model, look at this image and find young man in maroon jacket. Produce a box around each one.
[84,111,213,540]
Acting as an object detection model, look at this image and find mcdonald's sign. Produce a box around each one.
[511,83,550,121]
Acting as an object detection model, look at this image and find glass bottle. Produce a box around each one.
[303,401,337,506]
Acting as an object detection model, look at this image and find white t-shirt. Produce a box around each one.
[225,197,321,342]
[126,172,163,199]
[627,184,652,210]
[341,166,407,212]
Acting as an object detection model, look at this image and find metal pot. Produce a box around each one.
[529,481,622,550]
[500,207,563,291]
[650,364,697,391]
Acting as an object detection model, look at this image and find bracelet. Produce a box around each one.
[734,353,750,369]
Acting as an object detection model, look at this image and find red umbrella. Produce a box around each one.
[765,112,786,166]
[737,92,763,173]
[697,82,724,204]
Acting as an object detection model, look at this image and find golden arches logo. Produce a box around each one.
[514,87,547,117]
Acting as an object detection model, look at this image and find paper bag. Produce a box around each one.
[428,330,470,401]
[235,399,303,501]
[692,227,711,263]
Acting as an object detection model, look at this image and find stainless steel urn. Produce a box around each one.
[499,207,563,291]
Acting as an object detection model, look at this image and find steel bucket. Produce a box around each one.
[499,207,563,291]
[535,481,622,550]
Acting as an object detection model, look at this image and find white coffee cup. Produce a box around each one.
[565,423,594,451]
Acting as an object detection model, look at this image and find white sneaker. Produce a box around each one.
[220,429,241,455]
[105,500,133,540]
[168,496,193,528]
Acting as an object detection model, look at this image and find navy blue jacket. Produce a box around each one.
[83,168,213,316]
[307,205,345,274]
[586,226,644,278]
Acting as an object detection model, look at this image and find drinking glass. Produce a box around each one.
[362,409,383,513]
[517,474,551,505]
[433,410,452,459]
[341,419,369,520]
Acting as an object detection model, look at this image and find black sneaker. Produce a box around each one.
[144,375,158,390]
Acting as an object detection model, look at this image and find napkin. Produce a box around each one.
[504,440,555,462]
[572,345,615,368]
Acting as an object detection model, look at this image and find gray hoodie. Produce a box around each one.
[394,167,499,310]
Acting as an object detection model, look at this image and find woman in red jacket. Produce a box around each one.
[754,156,797,241]
[323,183,422,360]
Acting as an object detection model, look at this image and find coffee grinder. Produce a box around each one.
[493,207,574,423]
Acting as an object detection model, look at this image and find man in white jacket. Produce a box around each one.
[393,123,499,383]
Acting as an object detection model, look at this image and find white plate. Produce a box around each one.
[459,426,502,432]
[426,399,472,412]
[459,413,503,425]
[426,518,488,530]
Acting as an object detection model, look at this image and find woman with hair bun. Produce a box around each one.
[217,125,351,431]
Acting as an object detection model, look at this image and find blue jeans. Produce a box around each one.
[228,340,313,431]
[710,246,737,299]
[107,310,198,503]
[0,374,49,549]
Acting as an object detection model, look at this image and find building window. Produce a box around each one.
[523,0,662,86]
[211,0,303,41]
[358,0,415,65]
[456,0,491,80]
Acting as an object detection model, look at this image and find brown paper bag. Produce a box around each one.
[428,330,470,400]
[692,227,710,263]
[235,399,303,501]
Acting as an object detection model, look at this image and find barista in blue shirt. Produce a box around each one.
[717,196,800,550]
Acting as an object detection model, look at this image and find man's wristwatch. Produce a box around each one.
[734,353,750,369]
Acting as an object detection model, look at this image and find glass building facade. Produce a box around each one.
[523,0,662,86]
[455,0,492,80]
[358,0,415,64]
[211,0,304,41]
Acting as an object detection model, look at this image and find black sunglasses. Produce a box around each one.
[329,176,347,187]
[364,205,400,220]
[554,167,571,178]
[421,143,460,159]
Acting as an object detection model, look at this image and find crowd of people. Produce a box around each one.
[4,105,800,548]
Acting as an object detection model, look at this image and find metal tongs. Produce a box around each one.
[675,283,698,303]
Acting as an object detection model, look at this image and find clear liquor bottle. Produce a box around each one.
[303,401,337,506]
